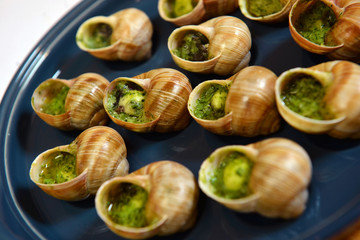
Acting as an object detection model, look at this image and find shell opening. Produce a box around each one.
[105,80,153,124]
[37,151,77,184]
[171,30,212,62]
[200,147,255,200]
[191,82,230,120]
[77,22,113,49]
[245,0,285,17]
[291,0,338,46]
[162,0,199,18]
[32,80,69,116]
[279,73,336,121]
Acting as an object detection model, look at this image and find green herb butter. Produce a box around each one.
[39,151,77,184]
[107,81,149,123]
[281,74,334,120]
[209,151,253,199]
[295,0,337,46]
[247,0,284,17]
[165,0,196,18]
[82,23,113,49]
[106,183,149,228]
[193,83,229,120]
[40,85,69,115]
[173,31,210,61]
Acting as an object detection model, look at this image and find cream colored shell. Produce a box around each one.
[76,8,153,61]
[199,138,312,219]
[31,73,109,131]
[289,0,360,62]
[168,16,251,76]
[29,126,129,201]
[95,161,199,239]
[275,60,360,139]
[103,68,192,133]
[188,66,281,136]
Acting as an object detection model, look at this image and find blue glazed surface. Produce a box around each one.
[1,0,360,239]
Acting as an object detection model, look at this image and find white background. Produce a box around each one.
[0,0,82,103]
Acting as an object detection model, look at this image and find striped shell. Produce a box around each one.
[95,161,199,239]
[76,8,153,61]
[168,16,251,76]
[158,0,239,26]
[103,68,192,133]
[31,73,109,130]
[199,138,312,219]
[188,66,281,136]
[29,126,129,201]
[275,60,360,139]
[289,0,360,62]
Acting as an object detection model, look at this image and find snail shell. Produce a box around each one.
[95,161,199,239]
[198,138,312,219]
[168,16,251,76]
[103,68,192,133]
[76,8,153,61]
[275,60,360,139]
[31,73,109,131]
[158,0,239,26]
[188,66,281,136]
[289,0,360,62]
[29,126,129,201]
[239,0,297,23]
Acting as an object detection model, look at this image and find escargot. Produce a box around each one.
[158,0,239,26]
[239,0,297,22]
[188,66,281,136]
[31,73,109,131]
[289,0,360,62]
[275,60,360,139]
[29,126,129,201]
[95,161,199,239]
[168,16,251,76]
[199,138,312,219]
[76,8,153,61]
[103,68,192,133]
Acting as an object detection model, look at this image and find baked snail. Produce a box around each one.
[158,0,239,26]
[168,16,251,76]
[29,126,129,201]
[31,73,109,131]
[289,0,360,62]
[103,68,192,133]
[76,8,153,61]
[275,60,360,139]
[188,66,281,136]
[239,0,297,23]
[95,161,199,239]
[199,138,312,219]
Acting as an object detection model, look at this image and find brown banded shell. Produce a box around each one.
[188,66,281,136]
[76,8,153,61]
[31,73,109,130]
[239,0,297,23]
[198,138,312,219]
[275,60,360,139]
[168,16,252,76]
[103,68,192,133]
[29,126,129,201]
[158,0,239,26]
[289,0,360,62]
[95,161,199,239]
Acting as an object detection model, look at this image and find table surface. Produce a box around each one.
[0,0,359,239]
[0,0,81,103]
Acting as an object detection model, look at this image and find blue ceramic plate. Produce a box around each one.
[1,0,360,239]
